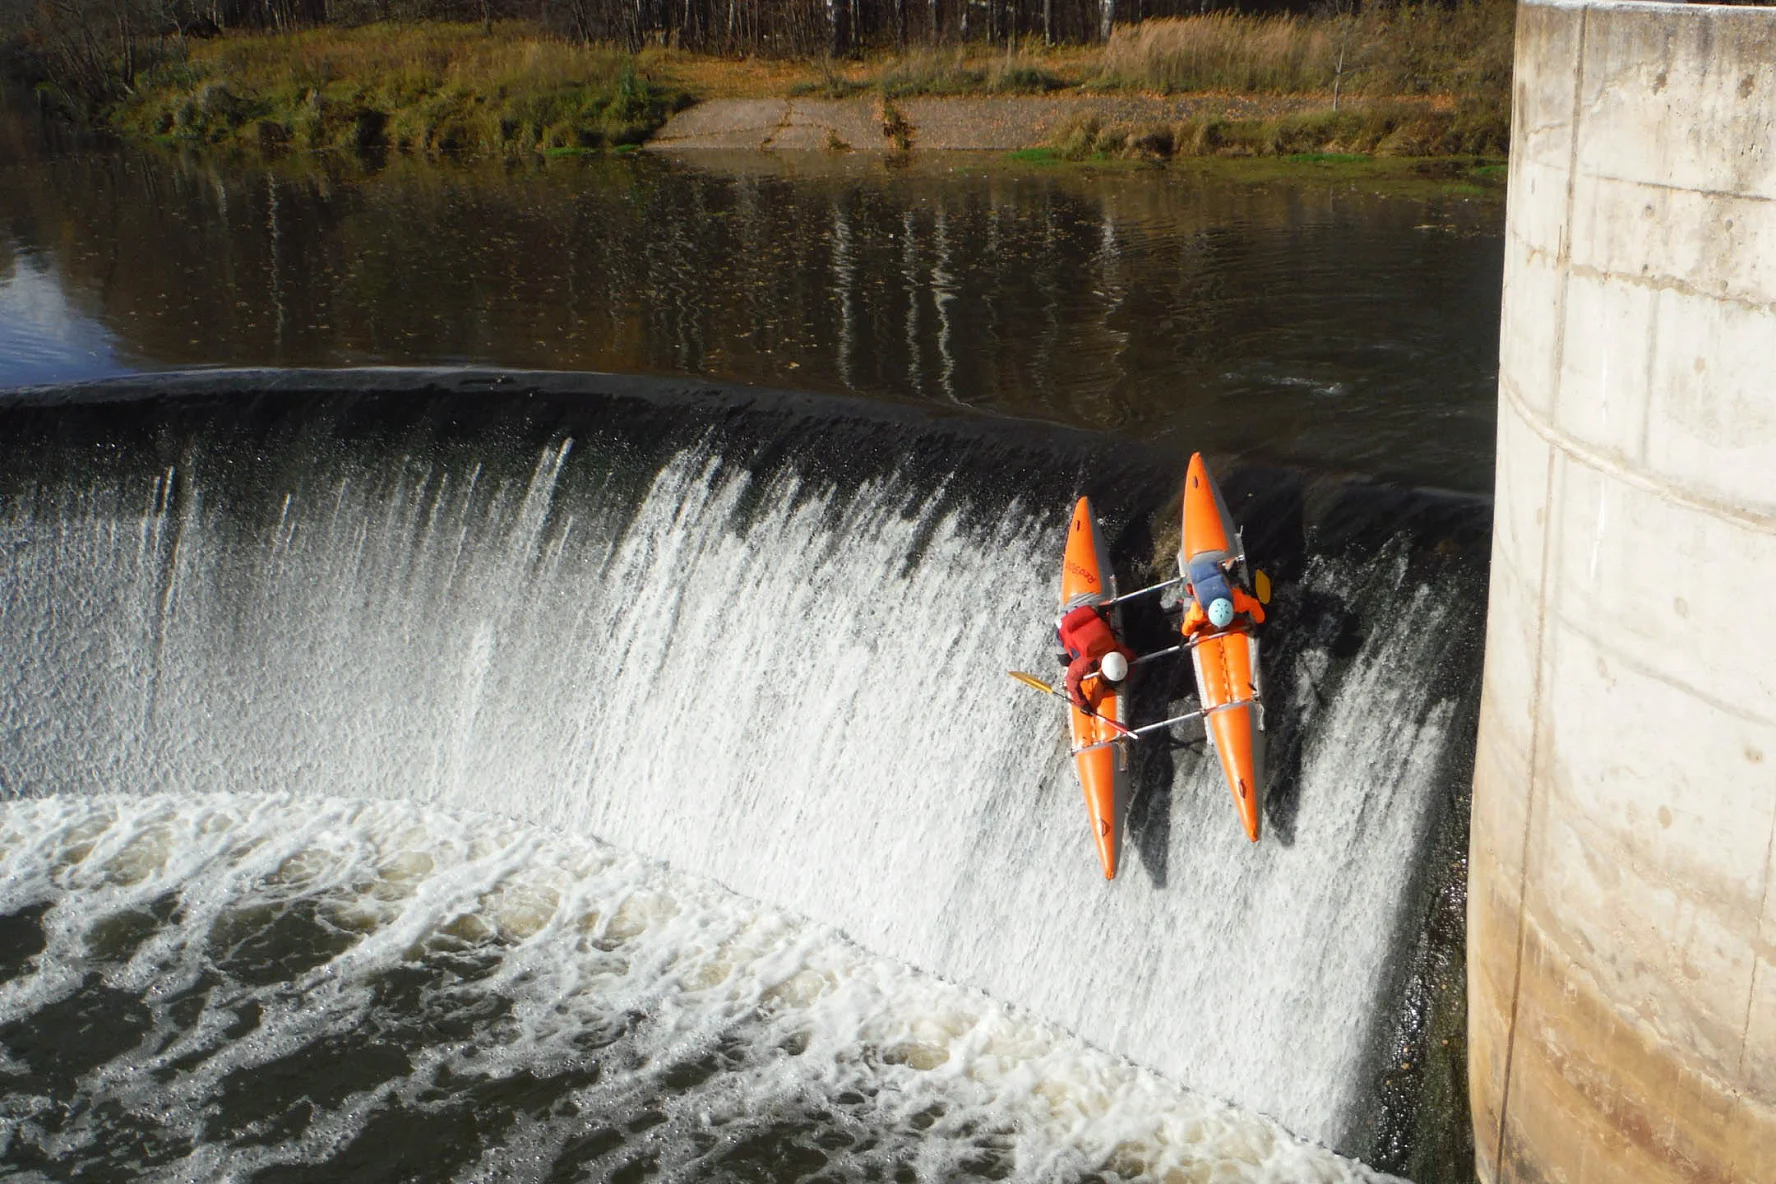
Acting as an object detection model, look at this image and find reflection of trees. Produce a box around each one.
[1,142,1503,486]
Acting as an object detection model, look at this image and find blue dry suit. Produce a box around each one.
[1186,555,1234,610]
[1182,553,1265,637]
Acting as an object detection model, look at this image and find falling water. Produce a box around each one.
[0,374,1482,1169]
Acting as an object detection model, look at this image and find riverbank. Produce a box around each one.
[650,91,1498,160]
[30,7,1510,161]
[107,23,690,154]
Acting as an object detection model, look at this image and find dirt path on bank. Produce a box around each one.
[650,93,1344,153]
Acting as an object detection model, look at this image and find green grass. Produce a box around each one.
[112,23,689,157]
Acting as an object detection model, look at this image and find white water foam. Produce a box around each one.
[0,793,1393,1183]
[0,433,1471,1154]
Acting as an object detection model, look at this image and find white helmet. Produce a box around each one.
[1100,651,1129,683]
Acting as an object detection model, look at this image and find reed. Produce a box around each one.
[1103,15,1338,95]
[1100,4,1513,103]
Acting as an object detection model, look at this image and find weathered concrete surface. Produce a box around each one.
[649,93,1322,153]
[1473,2,1776,1182]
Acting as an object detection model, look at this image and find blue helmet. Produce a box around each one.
[1208,597,1235,628]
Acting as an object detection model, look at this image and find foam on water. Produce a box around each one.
[0,793,1393,1183]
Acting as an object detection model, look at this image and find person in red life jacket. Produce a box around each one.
[1179,555,1265,641]
[1056,602,1136,713]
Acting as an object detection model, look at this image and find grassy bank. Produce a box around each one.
[90,2,1510,160]
[114,23,690,155]
[1042,100,1504,164]
[1080,8,1511,158]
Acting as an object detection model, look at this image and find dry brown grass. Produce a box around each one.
[104,9,1512,159]
[640,49,815,100]
[1100,4,1513,101]
[179,23,620,99]
[1048,97,1506,163]
[1104,15,1339,95]
[769,41,1101,99]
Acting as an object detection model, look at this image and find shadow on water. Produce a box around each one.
[1106,506,1183,889]
[1258,584,1365,847]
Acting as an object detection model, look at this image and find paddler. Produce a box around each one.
[1056,602,1136,713]
[1180,555,1266,641]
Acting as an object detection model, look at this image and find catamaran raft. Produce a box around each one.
[1011,453,1272,878]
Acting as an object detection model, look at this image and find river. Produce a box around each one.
[0,101,1501,1184]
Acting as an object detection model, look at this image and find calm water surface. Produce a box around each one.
[0,100,1503,491]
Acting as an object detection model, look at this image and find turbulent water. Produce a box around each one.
[2,792,1401,1183]
[0,374,1483,1180]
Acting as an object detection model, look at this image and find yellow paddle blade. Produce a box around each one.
[1008,670,1057,696]
[1254,569,1272,605]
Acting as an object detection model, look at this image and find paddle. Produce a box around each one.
[1072,706,1208,753]
[1006,671,1136,738]
[1254,569,1272,605]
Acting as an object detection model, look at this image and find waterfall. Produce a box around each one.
[0,371,1482,1158]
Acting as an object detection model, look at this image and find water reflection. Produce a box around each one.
[0,133,1503,490]
[0,250,125,385]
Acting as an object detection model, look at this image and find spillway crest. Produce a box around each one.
[0,372,1484,1175]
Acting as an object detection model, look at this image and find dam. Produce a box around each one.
[1472,1,1776,1181]
[0,0,1772,1178]
[0,369,1484,1178]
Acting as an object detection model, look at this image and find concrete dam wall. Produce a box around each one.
[1471,1,1776,1181]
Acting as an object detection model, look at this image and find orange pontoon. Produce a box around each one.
[1178,454,1266,842]
[1061,497,1128,879]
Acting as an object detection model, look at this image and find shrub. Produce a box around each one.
[110,22,685,157]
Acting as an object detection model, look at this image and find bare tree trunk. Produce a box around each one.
[1042,0,1051,46]
[1099,0,1114,44]
[116,7,134,92]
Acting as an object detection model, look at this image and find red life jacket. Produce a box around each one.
[1058,604,1118,662]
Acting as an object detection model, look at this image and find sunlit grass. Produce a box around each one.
[117,22,689,155]
[1045,100,1508,163]
[102,7,1512,160]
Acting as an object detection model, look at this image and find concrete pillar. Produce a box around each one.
[1472,2,1776,1181]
